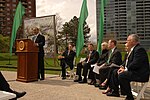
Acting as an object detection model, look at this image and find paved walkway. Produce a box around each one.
[2,71,150,100]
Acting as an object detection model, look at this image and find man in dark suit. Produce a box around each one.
[0,71,26,99]
[58,43,76,80]
[94,39,122,88]
[106,34,150,100]
[33,27,45,80]
[74,43,99,83]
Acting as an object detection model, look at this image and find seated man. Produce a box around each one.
[58,43,76,80]
[93,39,122,88]
[74,43,99,83]
[102,43,129,94]
[106,34,150,100]
[0,71,26,99]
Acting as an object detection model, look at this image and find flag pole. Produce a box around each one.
[6,55,12,65]
[6,37,12,65]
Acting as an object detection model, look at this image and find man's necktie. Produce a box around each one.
[87,52,91,63]
[107,50,113,64]
[32,35,37,42]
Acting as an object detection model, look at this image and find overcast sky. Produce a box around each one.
[36,0,97,42]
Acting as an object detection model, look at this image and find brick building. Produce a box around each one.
[0,0,36,37]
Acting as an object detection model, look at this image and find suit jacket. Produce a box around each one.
[35,34,45,57]
[98,48,122,66]
[97,49,109,66]
[107,47,122,66]
[126,44,150,82]
[84,50,99,65]
[62,50,76,68]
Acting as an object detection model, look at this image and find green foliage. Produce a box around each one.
[57,16,91,49]
[0,34,10,52]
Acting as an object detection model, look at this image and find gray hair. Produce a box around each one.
[129,34,139,42]
[101,42,108,46]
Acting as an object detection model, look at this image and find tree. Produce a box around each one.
[0,34,9,52]
[57,16,90,50]
[54,13,63,53]
[55,13,63,31]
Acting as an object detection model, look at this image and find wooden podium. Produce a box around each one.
[16,39,39,82]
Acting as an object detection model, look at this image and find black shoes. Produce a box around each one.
[40,78,44,80]
[106,91,120,97]
[78,79,87,84]
[94,83,100,87]
[62,77,66,80]
[99,85,107,90]
[88,80,96,85]
[74,77,82,82]
[125,96,134,100]
[11,91,26,99]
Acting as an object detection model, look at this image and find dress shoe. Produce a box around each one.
[12,91,26,99]
[74,78,82,82]
[40,78,44,80]
[99,85,107,90]
[125,96,134,100]
[88,80,95,85]
[94,83,100,87]
[78,79,87,84]
[106,91,120,97]
[62,77,66,80]
[102,88,111,94]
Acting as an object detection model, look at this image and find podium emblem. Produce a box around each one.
[19,41,25,51]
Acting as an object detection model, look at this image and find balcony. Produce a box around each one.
[0,0,5,3]
[0,13,4,17]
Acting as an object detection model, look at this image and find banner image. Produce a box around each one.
[24,15,56,58]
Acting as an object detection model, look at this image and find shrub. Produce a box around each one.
[0,34,9,53]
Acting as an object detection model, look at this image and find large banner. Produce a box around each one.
[23,15,56,58]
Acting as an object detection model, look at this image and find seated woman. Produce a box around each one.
[90,42,108,86]
[58,43,76,80]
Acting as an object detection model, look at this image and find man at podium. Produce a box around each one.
[32,27,45,80]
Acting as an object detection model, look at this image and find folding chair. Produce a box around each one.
[131,81,149,100]
[131,63,150,100]
[68,57,76,79]
[59,58,76,79]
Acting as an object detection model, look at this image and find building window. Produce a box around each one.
[7,18,10,21]
[13,4,16,8]
[28,10,32,13]
[12,0,16,2]
[28,1,31,4]
[7,4,10,7]
[28,6,31,8]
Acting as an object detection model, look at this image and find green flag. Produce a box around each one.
[9,1,25,55]
[97,0,107,54]
[76,0,88,57]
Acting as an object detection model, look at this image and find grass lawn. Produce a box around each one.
[0,52,150,75]
[0,53,85,75]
